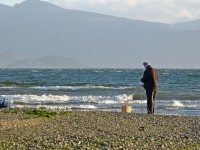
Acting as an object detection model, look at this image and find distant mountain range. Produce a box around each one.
[172,20,200,31]
[0,0,199,68]
[0,51,82,68]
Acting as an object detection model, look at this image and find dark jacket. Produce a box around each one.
[141,66,158,91]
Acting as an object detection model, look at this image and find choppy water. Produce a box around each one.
[0,69,199,116]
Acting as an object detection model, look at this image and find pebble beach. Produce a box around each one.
[0,108,200,149]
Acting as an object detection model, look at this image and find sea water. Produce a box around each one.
[0,69,199,116]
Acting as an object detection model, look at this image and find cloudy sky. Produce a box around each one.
[1,0,200,24]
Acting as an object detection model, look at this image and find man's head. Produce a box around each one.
[143,62,150,69]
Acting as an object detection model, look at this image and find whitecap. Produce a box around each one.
[172,100,184,107]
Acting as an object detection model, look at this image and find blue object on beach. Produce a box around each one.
[0,99,8,108]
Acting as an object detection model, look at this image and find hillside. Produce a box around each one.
[172,19,200,31]
[0,52,82,68]
[0,0,199,68]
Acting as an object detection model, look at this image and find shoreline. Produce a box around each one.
[0,108,200,149]
[4,105,200,117]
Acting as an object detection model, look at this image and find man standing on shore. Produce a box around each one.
[141,62,158,114]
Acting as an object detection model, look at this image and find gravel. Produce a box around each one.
[0,108,200,149]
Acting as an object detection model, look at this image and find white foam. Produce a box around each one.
[3,94,199,112]
[0,87,16,89]
[3,94,71,104]
[30,85,131,90]
[172,100,184,107]
[32,105,97,110]
[1,94,134,105]
[131,100,146,104]
[100,100,117,104]
[71,105,97,109]
[114,70,123,72]
[94,70,105,73]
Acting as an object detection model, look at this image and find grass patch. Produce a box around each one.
[1,108,76,118]
[1,109,20,114]
[24,109,58,118]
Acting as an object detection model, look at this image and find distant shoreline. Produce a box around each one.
[1,67,200,69]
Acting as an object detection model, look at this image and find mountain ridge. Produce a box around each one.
[0,51,83,68]
[0,0,199,68]
[1,0,199,29]
[172,19,200,31]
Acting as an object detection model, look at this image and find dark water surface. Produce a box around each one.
[0,69,199,116]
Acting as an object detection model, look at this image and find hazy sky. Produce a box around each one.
[1,0,200,24]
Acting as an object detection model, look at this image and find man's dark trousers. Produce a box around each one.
[146,90,157,114]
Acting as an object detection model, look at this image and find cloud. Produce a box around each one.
[0,0,25,6]
[127,0,138,6]
[93,0,116,4]
[187,0,200,3]
[45,0,200,23]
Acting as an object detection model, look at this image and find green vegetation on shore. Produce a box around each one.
[0,109,199,149]
[1,108,76,118]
